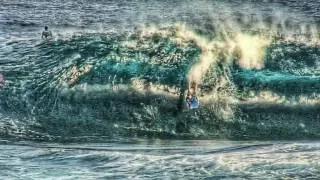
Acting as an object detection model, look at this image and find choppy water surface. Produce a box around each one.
[1,140,320,179]
[1,0,320,179]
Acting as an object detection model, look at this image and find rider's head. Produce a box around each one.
[187,91,192,98]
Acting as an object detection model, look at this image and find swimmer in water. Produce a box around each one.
[41,26,52,40]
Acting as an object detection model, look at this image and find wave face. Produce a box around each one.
[1,0,320,141]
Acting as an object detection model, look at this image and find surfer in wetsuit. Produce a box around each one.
[41,26,52,40]
[185,81,200,109]
[177,76,200,112]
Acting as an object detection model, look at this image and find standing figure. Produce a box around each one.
[185,81,200,109]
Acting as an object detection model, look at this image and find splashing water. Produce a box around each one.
[2,0,320,179]
[0,0,320,142]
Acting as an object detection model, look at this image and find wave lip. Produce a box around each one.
[1,8,320,141]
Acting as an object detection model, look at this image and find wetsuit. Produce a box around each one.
[42,30,52,39]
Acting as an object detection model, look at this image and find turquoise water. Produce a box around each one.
[1,0,320,179]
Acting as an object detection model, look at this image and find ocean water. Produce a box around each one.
[1,0,320,179]
[1,140,320,179]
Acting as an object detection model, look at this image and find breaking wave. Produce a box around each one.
[1,2,320,141]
